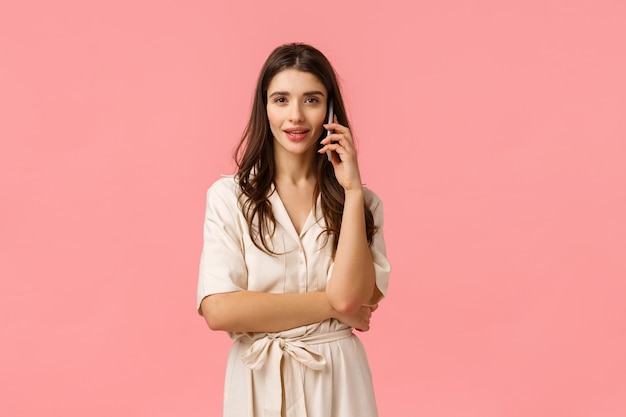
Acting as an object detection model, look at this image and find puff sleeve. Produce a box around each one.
[365,188,392,301]
[196,178,248,313]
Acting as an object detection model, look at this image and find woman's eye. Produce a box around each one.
[305,97,319,104]
[274,97,287,103]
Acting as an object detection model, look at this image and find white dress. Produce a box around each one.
[197,176,391,417]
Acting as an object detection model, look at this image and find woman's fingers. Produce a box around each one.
[319,119,356,159]
[320,134,352,149]
[318,133,355,160]
[356,305,378,331]
[347,305,374,332]
[319,119,363,190]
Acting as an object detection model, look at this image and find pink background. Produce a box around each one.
[1,1,625,416]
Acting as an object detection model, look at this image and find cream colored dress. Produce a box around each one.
[197,176,391,417]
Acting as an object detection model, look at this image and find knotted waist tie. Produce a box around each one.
[237,327,353,417]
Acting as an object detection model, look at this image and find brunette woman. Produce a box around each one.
[197,42,391,417]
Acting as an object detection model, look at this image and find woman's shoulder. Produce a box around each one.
[208,174,237,188]
[362,185,383,210]
[206,175,240,202]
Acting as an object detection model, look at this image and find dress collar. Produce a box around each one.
[268,185,324,241]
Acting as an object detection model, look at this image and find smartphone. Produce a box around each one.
[325,99,334,161]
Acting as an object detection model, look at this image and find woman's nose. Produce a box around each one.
[288,104,304,122]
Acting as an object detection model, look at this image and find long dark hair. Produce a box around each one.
[234,42,375,256]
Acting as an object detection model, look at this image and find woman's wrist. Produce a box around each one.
[344,186,364,198]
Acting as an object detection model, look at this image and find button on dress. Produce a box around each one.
[197,176,391,417]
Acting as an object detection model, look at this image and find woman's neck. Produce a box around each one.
[273,153,317,186]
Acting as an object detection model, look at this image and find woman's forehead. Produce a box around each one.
[267,69,327,96]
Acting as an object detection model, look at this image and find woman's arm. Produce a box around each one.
[200,291,373,333]
[319,119,378,314]
[325,189,377,313]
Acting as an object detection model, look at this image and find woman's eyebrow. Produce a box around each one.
[303,90,326,97]
[268,90,326,98]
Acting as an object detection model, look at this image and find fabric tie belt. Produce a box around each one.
[238,328,353,417]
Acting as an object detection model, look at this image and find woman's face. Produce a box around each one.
[266,69,328,160]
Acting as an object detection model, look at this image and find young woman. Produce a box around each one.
[197,43,391,417]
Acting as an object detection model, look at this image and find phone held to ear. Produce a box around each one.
[325,99,334,161]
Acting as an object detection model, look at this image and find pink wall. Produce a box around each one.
[1,1,625,416]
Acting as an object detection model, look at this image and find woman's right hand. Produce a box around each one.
[333,304,378,332]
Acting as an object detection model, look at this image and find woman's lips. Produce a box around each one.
[284,128,310,141]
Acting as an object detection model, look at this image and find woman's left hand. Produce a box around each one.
[319,116,363,191]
